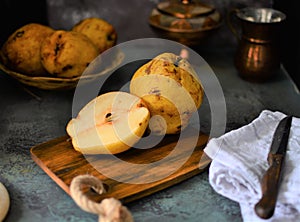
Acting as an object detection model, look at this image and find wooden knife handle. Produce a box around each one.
[254,154,284,219]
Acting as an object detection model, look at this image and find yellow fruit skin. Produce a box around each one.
[1,23,54,76]
[130,52,204,134]
[40,30,99,78]
[72,17,117,54]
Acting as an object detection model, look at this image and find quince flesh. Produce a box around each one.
[66,91,150,154]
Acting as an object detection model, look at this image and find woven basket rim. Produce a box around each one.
[0,50,125,90]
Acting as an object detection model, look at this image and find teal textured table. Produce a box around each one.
[1,0,300,220]
[1,47,300,221]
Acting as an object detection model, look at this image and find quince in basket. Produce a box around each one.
[0,17,117,81]
[40,30,99,78]
[1,23,54,76]
[72,17,117,54]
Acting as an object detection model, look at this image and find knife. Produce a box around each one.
[254,115,292,219]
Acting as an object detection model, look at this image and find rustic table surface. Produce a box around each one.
[1,1,300,221]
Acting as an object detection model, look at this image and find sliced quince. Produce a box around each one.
[66,91,150,154]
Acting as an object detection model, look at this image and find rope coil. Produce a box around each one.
[70,175,133,222]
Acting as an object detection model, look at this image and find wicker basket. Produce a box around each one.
[0,51,124,91]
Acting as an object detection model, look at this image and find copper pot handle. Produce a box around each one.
[227,8,241,41]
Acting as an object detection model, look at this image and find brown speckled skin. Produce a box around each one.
[131,53,204,134]
[40,30,99,78]
[1,23,54,76]
[72,17,117,54]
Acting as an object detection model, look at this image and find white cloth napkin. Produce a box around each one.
[204,110,300,222]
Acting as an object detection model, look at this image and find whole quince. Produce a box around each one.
[130,52,204,135]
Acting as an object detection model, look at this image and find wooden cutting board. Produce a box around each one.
[30,127,210,203]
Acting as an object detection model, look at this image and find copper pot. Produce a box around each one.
[228,7,286,82]
[149,0,222,46]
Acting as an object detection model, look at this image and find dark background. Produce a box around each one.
[0,0,49,46]
[0,0,299,90]
[273,0,300,91]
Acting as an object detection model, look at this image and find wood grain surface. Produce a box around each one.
[30,127,209,203]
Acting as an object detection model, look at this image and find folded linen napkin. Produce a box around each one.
[203,110,300,222]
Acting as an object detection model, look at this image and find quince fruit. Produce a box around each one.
[130,52,204,135]
[66,91,150,154]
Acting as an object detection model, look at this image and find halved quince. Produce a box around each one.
[66,91,150,154]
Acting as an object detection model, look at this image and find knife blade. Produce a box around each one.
[254,115,292,219]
